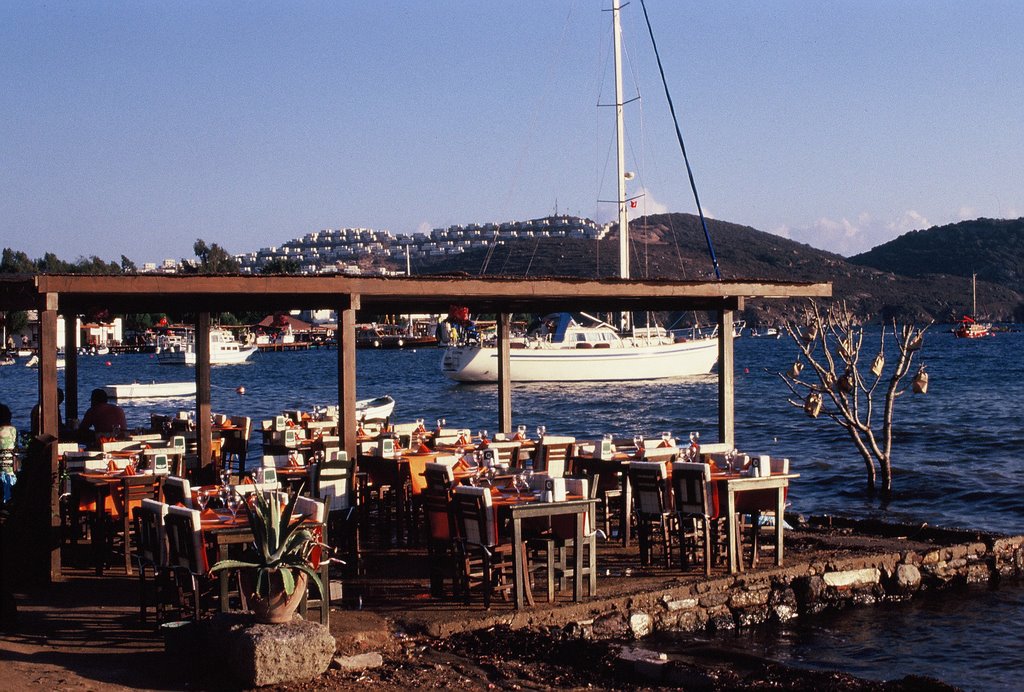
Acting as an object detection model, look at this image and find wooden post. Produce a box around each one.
[63,313,78,425]
[337,296,358,463]
[38,293,62,581]
[497,312,512,433]
[195,312,212,474]
[718,306,736,448]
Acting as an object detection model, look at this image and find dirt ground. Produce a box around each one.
[0,519,982,691]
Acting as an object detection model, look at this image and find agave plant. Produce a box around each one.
[210,485,324,601]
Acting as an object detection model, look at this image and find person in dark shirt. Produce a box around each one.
[78,389,127,444]
[30,388,68,438]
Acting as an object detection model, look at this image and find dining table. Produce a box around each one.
[711,470,799,574]
[69,468,159,575]
[499,492,598,609]
[572,449,639,546]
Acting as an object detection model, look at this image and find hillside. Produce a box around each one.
[411,213,1023,324]
[848,217,1024,294]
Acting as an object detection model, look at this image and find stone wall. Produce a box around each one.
[572,526,1024,641]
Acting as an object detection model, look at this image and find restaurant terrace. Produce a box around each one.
[0,273,830,588]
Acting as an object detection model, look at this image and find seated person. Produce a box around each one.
[78,389,127,444]
[30,388,71,438]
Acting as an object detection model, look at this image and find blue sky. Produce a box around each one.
[3,1,1022,264]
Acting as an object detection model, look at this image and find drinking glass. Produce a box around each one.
[633,434,644,452]
[416,418,425,429]
[226,492,242,522]
[195,489,209,512]
[517,424,527,437]
[661,431,672,444]
[536,425,546,439]
[478,429,488,442]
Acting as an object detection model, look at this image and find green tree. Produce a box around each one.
[120,255,137,273]
[1,249,35,273]
[190,239,240,273]
[260,257,302,274]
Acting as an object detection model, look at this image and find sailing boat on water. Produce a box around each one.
[441,0,718,383]
[953,273,993,339]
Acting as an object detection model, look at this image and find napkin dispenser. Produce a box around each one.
[151,453,169,475]
[599,438,614,461]
[480,448,496,468]
[542,477,566,502]
[377,437,396,459]
[751,455,771,477]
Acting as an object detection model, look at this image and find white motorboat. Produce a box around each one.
[157,328,257,366]
[104,381,197,400]
[441,2,718,383]
[356,394,395,422]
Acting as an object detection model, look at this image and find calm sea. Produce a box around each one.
[1,328,1021,689]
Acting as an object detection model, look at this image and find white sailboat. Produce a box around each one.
[441,1,718,383]
[157,328,257,365]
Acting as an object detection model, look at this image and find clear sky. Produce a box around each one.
[3,1,1022,264]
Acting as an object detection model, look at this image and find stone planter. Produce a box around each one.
[239,569,308,624]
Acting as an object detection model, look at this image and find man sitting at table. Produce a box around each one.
[77,388,128,445]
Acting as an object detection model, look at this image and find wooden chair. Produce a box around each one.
[671,461,718,576]
[309,452,359,573]
[162,475,192,508]
[163,504,211,620]
[627,461,674,567]
[451,486,529,608]
[293,496,330,626]
[532,436,575,477]
[221,415,252,476]
[486,441,522,468]
[112,474,163,575]
[132,498,168,622]
[422,484,459,598]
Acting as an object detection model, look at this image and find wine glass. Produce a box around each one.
[633,434,644,453]
[517,424,527,438]
[195,489,209,512]
[661,431,672,445]
[536,425,546,440]
[226,492,242,522]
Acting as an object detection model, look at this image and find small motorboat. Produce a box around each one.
[356,394,395,422]
[104,381,197,400]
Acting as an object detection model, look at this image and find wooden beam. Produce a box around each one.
[497,313,512,433]
[63,313,79,425]
[196,312,212,474]
[718,308,735,448]
[38,293,62,582]
[338,297,358,463]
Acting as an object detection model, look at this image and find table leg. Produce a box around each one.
[775,485,785,567]
[512,515,525,609]
[573,509,583,602]
[727,485,738,575]
[218,539,231,612]
[93,485,110,576]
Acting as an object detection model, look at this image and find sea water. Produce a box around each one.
[1,328,1021,688]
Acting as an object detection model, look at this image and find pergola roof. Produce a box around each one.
[0,274,831,314]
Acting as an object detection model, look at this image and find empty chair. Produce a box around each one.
[292,495,330,625]
[309,452,359,572]
[163,504,211,620]
[112,474,164,574]
[162,475,192,508]
[423,462,455,493]
[486,441,523,468]
[671,461,721,576]
[220,415,252,476]
[451,486,530,608]
[422,484,459,598]
[627,461,674,567]
[132,498,168,622]
[532,436,575,477]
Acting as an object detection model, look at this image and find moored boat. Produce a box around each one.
[103,381,197,399]
[157,328,257,365]
[953,274,993,339]
[356,394,395,422]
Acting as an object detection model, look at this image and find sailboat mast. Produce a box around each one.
[972,272,977,316]
[612,0,633,334]
[613,0,629,282]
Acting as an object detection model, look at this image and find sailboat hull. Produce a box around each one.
[442,339,718,383]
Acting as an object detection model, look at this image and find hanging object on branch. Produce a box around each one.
[912,365,929,394]
[838,338,853,360]
[870,353,885,377]
[838,370,855,393]
[804,391,823,418]
[802,323,819,343]
[788,361,803,378]
[908,332,924,351]
[822,372,837,392]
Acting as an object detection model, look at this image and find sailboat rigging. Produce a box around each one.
[953,273,993,339]
[440,0,719,383]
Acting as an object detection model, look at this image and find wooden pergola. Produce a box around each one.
[0,273,830,581]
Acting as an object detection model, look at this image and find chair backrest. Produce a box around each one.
[310,455,355,512]
[130,433,164,443]
[487,441,522,467]
[562,477,593,534]
[423,462,455,492]
[264,453,297,469]
[628,461,667,518]
[405,453,434,496]
[164,504,208,573]
[534,436,575,477]
[671,461,715,518]
[452,485,497,548]
[163,475,192,507]
[63,451,104,473]
[293,495,326,523]
[422,485,455,541]
[57,442,81,456]
[101,440,135,453]
[134,498,168,566]
[642,446,679,462]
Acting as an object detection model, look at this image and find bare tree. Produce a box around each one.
[779,301,931,494]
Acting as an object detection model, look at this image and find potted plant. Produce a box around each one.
[210,487,325,623]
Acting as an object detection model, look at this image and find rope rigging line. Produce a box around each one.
[638,0,721,280]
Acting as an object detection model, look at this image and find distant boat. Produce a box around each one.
[749,326,780,338]
[24,354,64,368]
[158,328,257,365]
[104,381,197,400]
[954,273,993,339]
